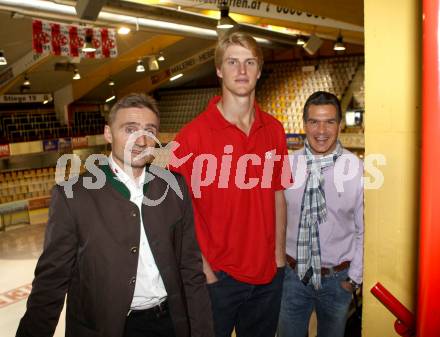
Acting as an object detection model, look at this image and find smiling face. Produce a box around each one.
[216,44,261,97]
[304,104,341,155]
[104,106,159,177]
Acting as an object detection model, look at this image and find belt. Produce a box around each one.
[286,254,350,276]
[127,300,168,319]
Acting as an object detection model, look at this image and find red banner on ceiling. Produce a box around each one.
[32,19,118,59]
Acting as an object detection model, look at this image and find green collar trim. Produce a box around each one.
[101,164,150,200]
[101,164,131,200]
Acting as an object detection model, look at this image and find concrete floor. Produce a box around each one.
[0,219,360,337]
[0,222,66,337]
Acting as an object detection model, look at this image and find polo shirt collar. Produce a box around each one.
[206,95,264,132]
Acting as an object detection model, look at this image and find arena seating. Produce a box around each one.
[0,109,106,143]
[154,56,363,135]
[71,110,105,137]
[0,56,364,203]
[157,87,220,132]
[0,167,55,203]
[258,55,364,134]
[0,111,68,143]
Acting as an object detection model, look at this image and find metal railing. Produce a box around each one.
[370,282,415,337]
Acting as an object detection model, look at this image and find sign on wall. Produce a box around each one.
[43,139,59,152]
[151,47,215,85]
[160,0,363,32]
[0,94,52,104]
[72,137,88,149]
[0,144,10,158]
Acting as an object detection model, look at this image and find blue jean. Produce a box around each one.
[207,267,285,337]
[278,265,352,337]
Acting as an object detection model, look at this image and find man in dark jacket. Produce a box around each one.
[16,93,214,337]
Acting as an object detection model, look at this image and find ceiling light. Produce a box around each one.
[118,26,131,35]
[217,3,236,29]
[296,36,306,45]
[136,59,145,72]
[170,73,183,81]
[42,95,53,104]
[148,56,159,71]
[23,75,31,86]
[0,51,7,65]
[105,95,116,103]
[72,69,81,80]
[334,34,346,51]
[108,78,115,86]
[82,34,96,53]
[157,53,165,62]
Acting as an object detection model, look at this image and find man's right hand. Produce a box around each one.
[202,255,218,284]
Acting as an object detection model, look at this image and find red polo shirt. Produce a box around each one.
[170,96,290,284]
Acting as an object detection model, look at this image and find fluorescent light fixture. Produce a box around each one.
[334,34,346,51]
[118,26,131,35]
[170,73,183,81]
[217,17,235,29]
[0,51,7,65]
[72,69,81,80]
[82,35,96,53]
[296,36,306,45]
[108,78,115,86]
[253,37,271,45]
[136,59,145,72]
[105,95,116,103]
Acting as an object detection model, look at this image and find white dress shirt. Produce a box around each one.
[108,155,167,310]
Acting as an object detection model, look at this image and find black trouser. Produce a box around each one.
[123,302,175,337]
[207,267,285,337]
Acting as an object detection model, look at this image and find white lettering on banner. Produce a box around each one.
[169,47,215,75]
[163,0,363,32]
[0,93,52,104]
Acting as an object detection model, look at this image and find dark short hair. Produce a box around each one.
[107,93,159,125]
[303,91,342,122]
[215,31,264,70]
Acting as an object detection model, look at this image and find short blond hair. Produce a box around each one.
[215,31,263,70]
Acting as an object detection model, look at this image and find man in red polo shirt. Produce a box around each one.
[170,31,290,337]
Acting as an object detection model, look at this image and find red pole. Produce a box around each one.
[419,0,440,335]
[371,283,415,335]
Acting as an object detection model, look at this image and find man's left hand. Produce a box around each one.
[340,280,354,293]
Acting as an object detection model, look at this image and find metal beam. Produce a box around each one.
[71,35,183,101]
[75,0,106,21]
